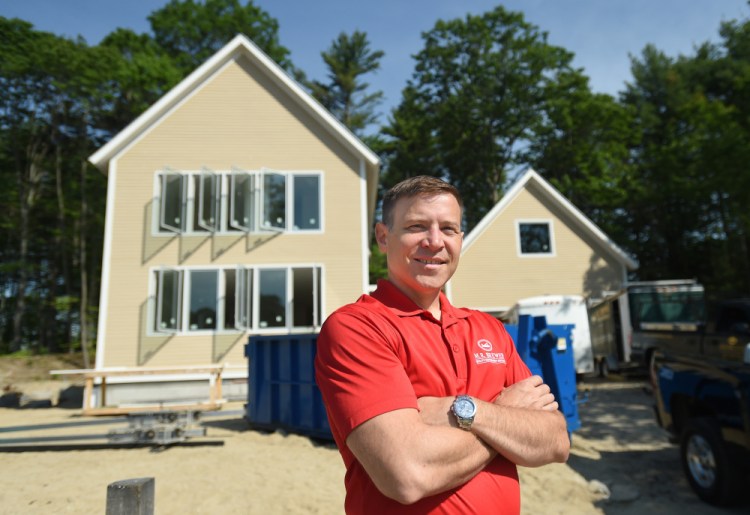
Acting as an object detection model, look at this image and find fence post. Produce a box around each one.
[106,477,155,515]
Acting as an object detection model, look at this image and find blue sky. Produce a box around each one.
[3,0,749,125]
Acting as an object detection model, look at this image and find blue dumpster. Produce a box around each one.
[505,314,581,433]
[244,334,331,439]
[246,313,580,438]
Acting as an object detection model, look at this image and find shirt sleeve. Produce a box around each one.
[315,308,418,443]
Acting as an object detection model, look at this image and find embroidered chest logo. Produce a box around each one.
[474,339,506,365]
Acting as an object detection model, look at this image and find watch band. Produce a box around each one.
[452,395,476,430]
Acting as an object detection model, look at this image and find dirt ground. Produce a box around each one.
[1,357,749,514]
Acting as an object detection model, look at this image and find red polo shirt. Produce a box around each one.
[315,280,531,514]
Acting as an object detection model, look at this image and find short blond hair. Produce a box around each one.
[381,176,463,228]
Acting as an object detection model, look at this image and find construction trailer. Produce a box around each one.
[588,279,706,375]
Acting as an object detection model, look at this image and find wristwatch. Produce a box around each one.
[451,395,477,430]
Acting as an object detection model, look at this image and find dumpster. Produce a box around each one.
[246,314,580,438]
[244,333,330,439]
[505,314,581,433]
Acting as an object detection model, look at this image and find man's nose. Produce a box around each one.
[422,227,444,248]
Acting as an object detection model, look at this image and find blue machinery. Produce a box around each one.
[245,315,581,438]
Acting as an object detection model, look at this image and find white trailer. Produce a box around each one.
[505,295,595,377]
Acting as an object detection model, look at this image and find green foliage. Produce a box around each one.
[368,241,388,285]
[308,30,385,137]
[526,71,637,246]
[383,6,578,229]
[97,29,183,134]
[621,27,750,295]
[148,0,294,75]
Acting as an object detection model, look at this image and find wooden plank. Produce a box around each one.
[83,401,225,417]
[52,365,234,414]
[51,365,227,378]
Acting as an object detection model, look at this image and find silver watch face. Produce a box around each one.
[454,397,475,418]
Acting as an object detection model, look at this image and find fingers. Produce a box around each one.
[497,377,558,410]
[523,375,544,387]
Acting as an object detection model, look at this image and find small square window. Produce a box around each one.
[518,222,552,255]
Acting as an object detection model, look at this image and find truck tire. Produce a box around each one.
[680,418,743,506]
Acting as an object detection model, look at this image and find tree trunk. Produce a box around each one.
[13,134,49,352]
[12,180,29,352]
[80,158,91,369]
[55,137,73,351]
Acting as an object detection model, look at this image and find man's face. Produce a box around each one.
[376,193,463,307]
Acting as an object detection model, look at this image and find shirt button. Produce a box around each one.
[452,345,459,352]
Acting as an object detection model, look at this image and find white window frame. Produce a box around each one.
[515,219,556,258]
[229,170,256,232]
[291,174,322,231]
[153,268,183,333]
[159,171,185,233]
[148,264,324,336]
[152,169,324,236]
[184,268,220,333]
[197,167,220,232]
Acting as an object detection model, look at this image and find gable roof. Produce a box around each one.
[462,168,639,270]
[88,34,381,172]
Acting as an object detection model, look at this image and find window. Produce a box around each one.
[629,289,706,327]
[517,221,554,256]
[155,269,182,332]
[188,270,218,330]
[293,175,320,230]
[196,169,219,232]
[233,267,253,330]
[292,267,320,326]
[156,169,321,234]
[259,269,286,328]
[261,171,286,231]
[230,172,256,232]
[160,173,185,233]
[151,265,322,334]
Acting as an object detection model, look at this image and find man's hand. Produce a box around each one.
[494,375,558,412]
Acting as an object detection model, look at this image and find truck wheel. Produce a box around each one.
[598,358,609,378]
[680,418,743,506]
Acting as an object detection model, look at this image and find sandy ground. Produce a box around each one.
[1,377,749,514]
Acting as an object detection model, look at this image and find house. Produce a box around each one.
[447,169,638,316]
[88,34,380,408]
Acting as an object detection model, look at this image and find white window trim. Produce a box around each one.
[151,169,324,236]
[147,263,324,337]
[515,219,556,258]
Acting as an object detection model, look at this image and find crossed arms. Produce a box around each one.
[346,375,570,505]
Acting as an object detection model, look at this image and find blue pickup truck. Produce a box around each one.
[651,300,750,506]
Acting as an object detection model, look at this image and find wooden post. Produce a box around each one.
[83,376,94,410]
[215,369,223,403]
[106,477,155,515]
[101,377,107,407]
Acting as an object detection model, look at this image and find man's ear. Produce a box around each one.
[375,222,388,251]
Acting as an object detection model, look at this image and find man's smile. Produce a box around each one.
[414,257,446,265]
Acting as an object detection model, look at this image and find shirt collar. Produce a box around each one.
[370,279,471,323]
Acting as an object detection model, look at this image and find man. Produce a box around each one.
[315,176,569,514]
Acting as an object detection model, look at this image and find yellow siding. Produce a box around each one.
[451,184,623,311]
[101,56,368,368]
